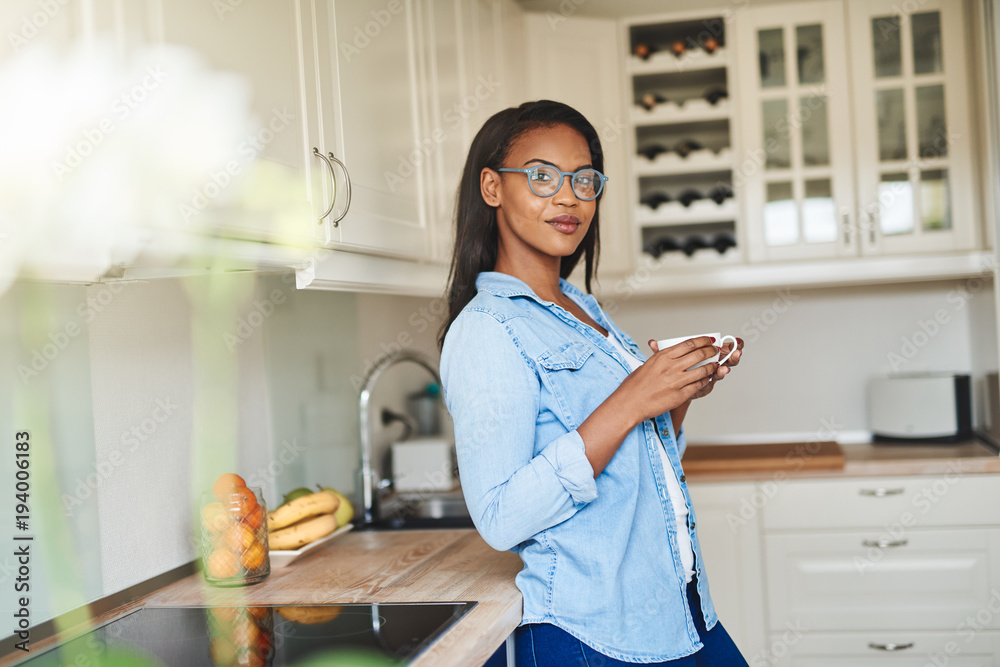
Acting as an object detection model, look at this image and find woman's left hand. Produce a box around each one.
[648,337,743,400]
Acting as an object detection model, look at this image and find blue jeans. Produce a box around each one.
[514,577,749,666]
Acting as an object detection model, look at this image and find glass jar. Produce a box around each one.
[200,486,270,586]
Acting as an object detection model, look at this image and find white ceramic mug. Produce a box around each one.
[656,332,738,370]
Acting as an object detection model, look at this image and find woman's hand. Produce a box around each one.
[616,336,720,424]
[648,336,744,400]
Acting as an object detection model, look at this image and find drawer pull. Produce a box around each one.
[859,487,904,497]
[868,642,914,651]
[861,538,908,548]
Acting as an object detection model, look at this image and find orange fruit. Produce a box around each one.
[223,522,257,554]
[213,473,247,501]
[242,503,264,531]
[240,541,267,571]
[227,486,259,519]
[201,502,229,534]
[206,548,241,579]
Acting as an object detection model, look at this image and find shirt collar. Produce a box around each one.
[475,271,592,305]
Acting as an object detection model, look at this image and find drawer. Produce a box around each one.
[764,631,1000,666]
[764,528,1000,631]
[761,474,1000,530]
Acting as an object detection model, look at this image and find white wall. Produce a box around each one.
[604,280,981,443]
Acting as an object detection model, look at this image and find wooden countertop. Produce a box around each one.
[0,530,520,667]
[684,438,1000,482]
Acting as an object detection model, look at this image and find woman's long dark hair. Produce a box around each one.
[436,100,605,353]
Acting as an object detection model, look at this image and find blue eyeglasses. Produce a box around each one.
[497,165,608,201]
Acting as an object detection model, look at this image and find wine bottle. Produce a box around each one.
[677,189,703,207]
[634,43,657,60]
[704,88,728,105]
[673,139,703,158]
[639,92,668,111]
[644,236,680,259]
[707,184,733,205]
[712,233,737,254]
[639,192,671,210]
[671,40,686,57]
[703,37,720,54]
[681,235,708,257]
[638,144,670,161]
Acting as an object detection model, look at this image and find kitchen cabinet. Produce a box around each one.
[761,473,1000,663]
[523,13,633,278]
[686,481,767,661]
[736,0,978,263]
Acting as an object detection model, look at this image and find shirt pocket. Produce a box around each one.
[536,341,598,429]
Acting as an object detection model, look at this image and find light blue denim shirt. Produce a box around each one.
[439,270,718,662]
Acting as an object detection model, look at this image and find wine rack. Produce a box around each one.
[625,13,740,265]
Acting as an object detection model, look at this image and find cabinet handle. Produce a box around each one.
[861,538,908,548]
[313,147,338,224]
[327,151,353,227]
[868,642,914,651]
[869,209,878,244]
[858,487,904,497]
[842,213,850,245]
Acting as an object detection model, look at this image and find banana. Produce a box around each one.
[267,490,339,532]
[268,513,338,550]
[275,605,343,624]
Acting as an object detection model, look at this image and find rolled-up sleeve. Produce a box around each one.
[440,310,597,552]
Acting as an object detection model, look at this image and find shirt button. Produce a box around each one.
[661,428,669,437]
[679,474,686,483]
[690,522,696,529]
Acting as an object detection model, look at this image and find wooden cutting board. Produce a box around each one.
[681,441,845,473]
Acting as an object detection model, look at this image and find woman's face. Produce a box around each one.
[483,124,597,268]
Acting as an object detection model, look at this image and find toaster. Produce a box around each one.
[868,373,972,442]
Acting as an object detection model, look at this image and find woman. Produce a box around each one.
[437,100,748,665]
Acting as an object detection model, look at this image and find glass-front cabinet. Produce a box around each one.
[737,0,977,263]
[736,1,856,262]
[848,0,976,255]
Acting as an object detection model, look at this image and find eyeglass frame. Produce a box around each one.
[496,165,609,201]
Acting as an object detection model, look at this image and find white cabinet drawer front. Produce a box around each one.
[766,630,1000,666]
[765,528,1000,631]
[761,474,1000,530]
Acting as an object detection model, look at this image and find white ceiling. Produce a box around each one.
[515,0,806,19]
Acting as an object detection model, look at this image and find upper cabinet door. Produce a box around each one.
[737,0,856,262]
[848,0,977,255]
[313,0,430,261]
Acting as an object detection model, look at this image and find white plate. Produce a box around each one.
[270,523,353,567]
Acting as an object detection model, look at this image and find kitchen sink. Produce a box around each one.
[360,490,475,530]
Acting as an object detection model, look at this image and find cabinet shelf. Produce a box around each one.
[636,199,739,226]
[633,148,732,176]
[631,99,730,126]
[627,46,730,75]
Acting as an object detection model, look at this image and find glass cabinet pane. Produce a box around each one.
[800,95,830,166]
[916,85,947,158]
[758,28,786,88]
[796,24,825,84]
[764,181,798,245]
[762,99,791,169]
[871,16,902,78]
[876,88,907,161]
[912,12,943,74]
[802,179,837,243]
[878,172,914,235]
[920,169,951,230]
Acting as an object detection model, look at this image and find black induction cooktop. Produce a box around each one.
[12,602,475,666]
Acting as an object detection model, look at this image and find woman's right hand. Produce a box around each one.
[620,336,719,424]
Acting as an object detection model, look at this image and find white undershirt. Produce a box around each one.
[602,328,696,584]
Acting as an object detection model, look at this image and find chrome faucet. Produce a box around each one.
[357,349,441,525]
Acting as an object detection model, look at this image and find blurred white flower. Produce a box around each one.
[0,36,262,293]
